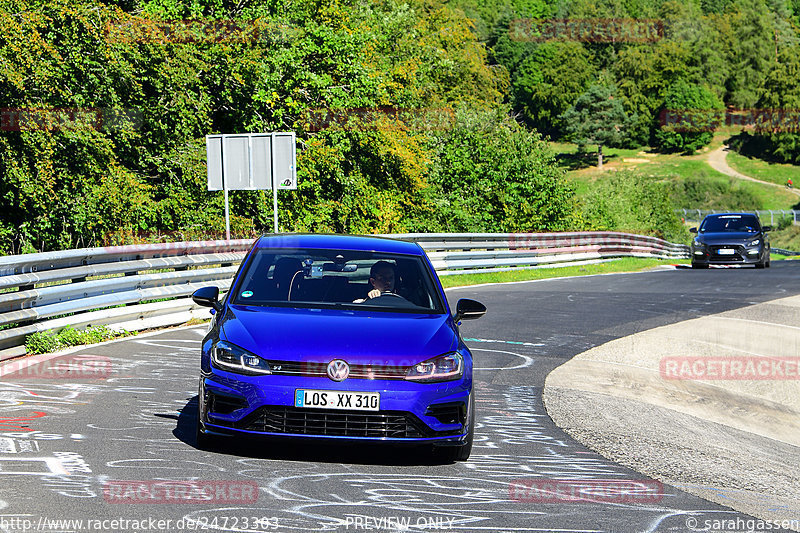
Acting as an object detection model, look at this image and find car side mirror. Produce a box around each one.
[689,227,697,233]
[192,286,222,312]
[762,226,772,232]
[454,298,486,322]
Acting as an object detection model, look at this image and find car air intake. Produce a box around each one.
[208,392,248,415]
[237,407,460,438]
[425,402,466,425]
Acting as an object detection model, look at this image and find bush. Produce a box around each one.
[26,325,134,355]
[25,331,64,355]
[423,106,577,232]
[582,171,689,243]
[671,175,761,210]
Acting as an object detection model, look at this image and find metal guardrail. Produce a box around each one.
[677,209,800,226]
[773,248,800,256]
[0,232,689,361]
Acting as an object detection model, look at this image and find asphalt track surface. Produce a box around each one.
[1,261,799,533]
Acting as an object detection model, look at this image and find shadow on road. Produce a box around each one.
[172,396,457,466]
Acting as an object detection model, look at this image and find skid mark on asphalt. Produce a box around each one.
[464,337,545,347]
[472,348,533,371]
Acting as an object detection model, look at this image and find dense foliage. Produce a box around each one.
[468,0,800,157]
[654,80,724,154]
[5,0,797,253]
[1,0,577,253]
[582,172,689,243]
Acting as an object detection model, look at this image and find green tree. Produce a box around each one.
[424,106,575,232]
[726,0,775,108]
[612,40,693,145]
[654,80,724,153]
[511,42,595,136]
[560,84,637,168]
[749,45,800,163]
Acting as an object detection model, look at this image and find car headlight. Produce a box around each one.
[212,340,271,375]
[748,239,760,247]
[405,352,463,382]
[693,238,704,247]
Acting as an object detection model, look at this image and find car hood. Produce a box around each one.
[696,231,761,243]
[220,305,457,365]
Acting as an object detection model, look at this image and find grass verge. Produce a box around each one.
[552,141,799,211]
[440,257,688,288]
[726,150,800,189]
[769,225,800,252]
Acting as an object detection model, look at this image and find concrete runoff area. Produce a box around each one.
[544,294,800,528]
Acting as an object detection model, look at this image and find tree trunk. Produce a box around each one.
[597,144,603,169]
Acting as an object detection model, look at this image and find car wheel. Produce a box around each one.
[755,260,765,269]
[691,262,708,269]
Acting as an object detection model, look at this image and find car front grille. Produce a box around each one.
[266,360,408,380]
[217,406,461,439]
[708,245,744,261]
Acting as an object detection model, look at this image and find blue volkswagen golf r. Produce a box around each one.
[191,234,486,461]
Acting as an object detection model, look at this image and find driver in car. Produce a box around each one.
[353,261,397,302]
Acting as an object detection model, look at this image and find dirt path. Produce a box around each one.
[708,145,800,196]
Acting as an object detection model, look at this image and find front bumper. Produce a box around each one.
[691,244,767,265]
[199,370,471,444]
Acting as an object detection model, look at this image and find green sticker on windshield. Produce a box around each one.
[241,291,253,298]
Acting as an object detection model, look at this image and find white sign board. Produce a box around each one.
[205,132,297,238]
[206,133,296,191]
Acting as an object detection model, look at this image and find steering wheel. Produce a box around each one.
[367,291,409,306]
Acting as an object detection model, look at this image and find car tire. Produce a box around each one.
[196,418,212,449]
[195,384,217,450]
[755,260,766,269]
[691,262,708,269]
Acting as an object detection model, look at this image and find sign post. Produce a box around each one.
[206,132,297,238]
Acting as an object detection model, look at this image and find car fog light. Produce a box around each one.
[693,251,704,255]
[747,249,759,255]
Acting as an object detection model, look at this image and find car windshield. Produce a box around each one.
[231,248,445,313]
[700,215,760,233]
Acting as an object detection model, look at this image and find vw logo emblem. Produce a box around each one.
[327,359,350,381]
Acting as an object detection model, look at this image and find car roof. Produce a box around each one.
[252,233,424,255]
[703,212,759,218]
